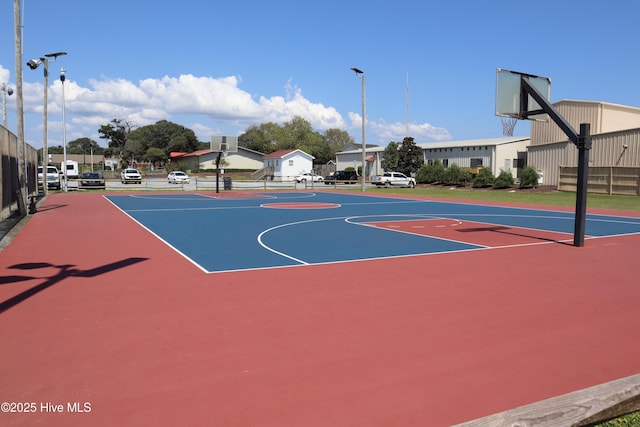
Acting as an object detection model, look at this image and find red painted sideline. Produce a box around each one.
[1,192,639,426]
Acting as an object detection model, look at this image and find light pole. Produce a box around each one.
[350,67,366,192]
[60,68,68,191]
[27,51,67,195]
[1,83,13,128]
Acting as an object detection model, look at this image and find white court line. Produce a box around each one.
[102,196,211,273]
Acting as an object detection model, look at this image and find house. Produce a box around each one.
[263,149,314,181]
[336,136,531,180]
[170,146,264,171]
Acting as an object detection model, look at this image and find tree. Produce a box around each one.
[126,120,200,167]
[397,136,423,176]
[239,122,282,154]
[324,128,354,162]
[67,137,103,155]
[146,147,166,166]
[98,119,133,164]
[381,141,399,171]
[324,129,353,152]
[238,116,334,164]
[280,116,315,150]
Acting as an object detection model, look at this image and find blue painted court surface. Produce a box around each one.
[106,192,640,273]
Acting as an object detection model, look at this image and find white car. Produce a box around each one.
[372,172,416,188]
[295,172,324,183]
[168,171,190,184]
[120,168,142,184]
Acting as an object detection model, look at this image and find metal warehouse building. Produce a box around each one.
[528,100,640,187]
[336,136,531,181]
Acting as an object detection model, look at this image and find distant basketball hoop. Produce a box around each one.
[501,117,517,136]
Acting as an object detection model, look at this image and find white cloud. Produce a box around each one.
[10,68,451,147]
[371,120,452,143]
[0,66,10,85]
[348,112,451,144]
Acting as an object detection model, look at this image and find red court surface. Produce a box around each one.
[1,191,639,426]
[365,218,574,247]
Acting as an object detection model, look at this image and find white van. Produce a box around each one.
[61,160,79,178]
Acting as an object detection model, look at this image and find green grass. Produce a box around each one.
[596,411,640,426]
[368,186,640,212]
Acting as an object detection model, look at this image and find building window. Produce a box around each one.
[289,160,294,166]
[470,158,483,167]
[443,159,449,167]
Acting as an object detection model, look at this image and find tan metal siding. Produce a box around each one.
[531,101,600,145]
[591,129,640,167]
[601,104,640,133]
[529,129,640,186]
[527,142,575,186]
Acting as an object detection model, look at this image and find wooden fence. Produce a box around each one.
[558,166,640,196]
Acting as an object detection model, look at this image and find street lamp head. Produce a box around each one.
[60,68,66,82]
[1,84,13,96]
[27,58,43,70]
[350,67,364,75]
[44,51,67,59]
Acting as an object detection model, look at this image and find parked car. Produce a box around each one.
[79,171,105,188]
[168,171,191,184]
[37,166,61,190]
[324,170,359,185]
[121,168,142,184]
[295,172,324,183]
[371,171,416,188]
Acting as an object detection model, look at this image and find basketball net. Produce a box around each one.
[501,117,517,136]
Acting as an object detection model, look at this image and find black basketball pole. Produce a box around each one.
[574,124,592,246]
[520,78,592,247]
[215,151,222,194]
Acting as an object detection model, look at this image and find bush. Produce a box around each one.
[442,164,472,186]
[493,170,515,189]
[519,166,540,188]
[472,167,495,188]
[415,159,445,184]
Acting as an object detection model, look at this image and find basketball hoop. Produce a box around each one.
[501,117,517,136]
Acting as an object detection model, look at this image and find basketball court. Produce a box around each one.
[0,68,638,425]
[104,191,640,273]
[1,190,639,426]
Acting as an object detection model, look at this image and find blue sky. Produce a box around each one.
[1,0,639,150]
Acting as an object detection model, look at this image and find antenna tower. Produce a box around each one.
[405,72,410,137]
